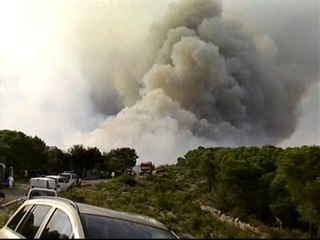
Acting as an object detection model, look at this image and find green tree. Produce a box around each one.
[276,146,320,237]
[0,130,48,177]
[269,174,299,228]
[84,147,103,171]
[46,147,69,174]
[103,148,138,173]
[68,144,86,177]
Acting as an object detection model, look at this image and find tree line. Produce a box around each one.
[1,129,319,237]
[0,129,137,179]
[177,145,320,238]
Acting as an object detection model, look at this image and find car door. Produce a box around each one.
[57,177,69,192]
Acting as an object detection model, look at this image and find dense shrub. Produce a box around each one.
[116,175,137,187]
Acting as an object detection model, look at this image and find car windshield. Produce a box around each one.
[80,214,177,239]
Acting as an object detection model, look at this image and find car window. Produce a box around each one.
[29,190,56,199]
[7,204,32,231]
[80,214,177,239]
[61,175,70,182]
[57,178,65,183]
[40,208,73,239]
[16,204,51,239]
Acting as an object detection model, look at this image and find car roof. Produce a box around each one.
[20,197,168,231]
[30,177,56,181]
[22,197,78,210]
[76,202,169,230]
[46,175,63,179]
[20,196,168,230]
[59,172,73,176]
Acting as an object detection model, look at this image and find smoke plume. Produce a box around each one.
[0,0,319,165]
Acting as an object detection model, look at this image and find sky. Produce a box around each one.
[0,0,319,166]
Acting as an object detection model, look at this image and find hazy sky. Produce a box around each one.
[0,0,319,165]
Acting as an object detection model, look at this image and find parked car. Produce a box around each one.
[26,188,58,199]
[59,172,81,189]
[45,175,69,192]
[0,197,179,239]
[28,177,60,193]
[125,168,134,176]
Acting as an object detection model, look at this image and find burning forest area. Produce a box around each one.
[0,0,319,238]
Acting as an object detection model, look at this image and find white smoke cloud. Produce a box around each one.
[0,0,319,166]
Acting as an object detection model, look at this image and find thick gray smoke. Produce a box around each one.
[70,0,319,165]
[138,0,319,145]
[1,0,319,165]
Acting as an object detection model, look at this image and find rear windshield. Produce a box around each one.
[80,214,176,239]
[29,190,56,199]
[60,174,70,182]
[57,178,67,183]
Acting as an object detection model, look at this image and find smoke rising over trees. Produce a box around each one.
[71,0,319,164]
[0,0,318,165]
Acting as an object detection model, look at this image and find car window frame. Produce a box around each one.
[27,189,58,199]
[3,200,85,238]
[6,204,33,232]
[39,207,74,239]
[35,203,83,238]
[15,204,53,239]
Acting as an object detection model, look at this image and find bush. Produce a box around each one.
[62,191,85,203]
[190,215,203,231]
[156,192,175,211]
[145,174,154,181]
[117,175,137,187]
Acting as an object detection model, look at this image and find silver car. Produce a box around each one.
[0,197,179,239]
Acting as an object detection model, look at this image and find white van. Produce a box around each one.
[59,172,81,189]
[28,177,60,193]
[45,175,69,192]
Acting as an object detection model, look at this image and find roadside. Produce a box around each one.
[0,179,109,204]
[0,179,110,206]
[0,183,28,204]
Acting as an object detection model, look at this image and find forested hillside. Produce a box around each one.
[176,146,320,238]
[1,129,319,238]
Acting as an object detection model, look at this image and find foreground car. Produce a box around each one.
[0,197,179,239]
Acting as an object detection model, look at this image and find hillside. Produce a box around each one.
[61,165,306,238]
[0,129,318,237]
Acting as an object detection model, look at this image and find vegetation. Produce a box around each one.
[60,164,307,238]
[0,129,319,238]
[0,130,138,179]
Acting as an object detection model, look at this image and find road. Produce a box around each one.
[0,179,110,206]
[1,184,27,203]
